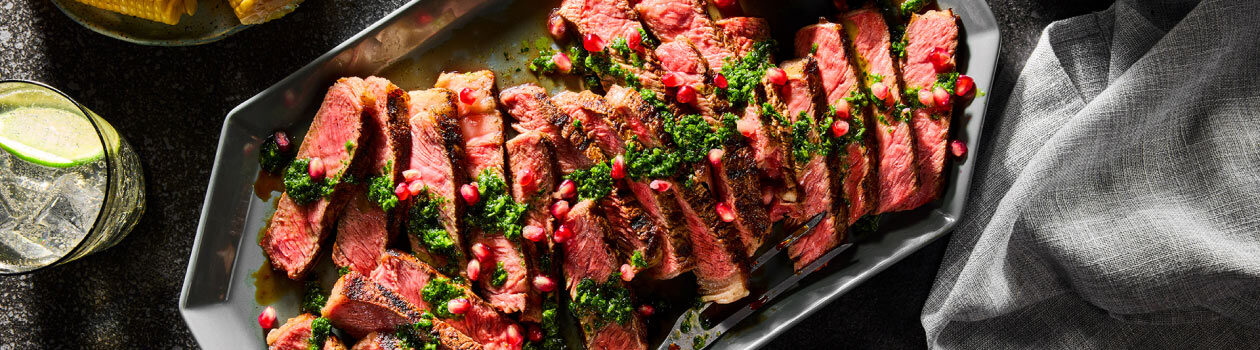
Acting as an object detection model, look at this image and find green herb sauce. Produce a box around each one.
[630,251,648,269]
[900,0,928,16]
[465,170,528,240]
[367,172,398,211]
[394,313,440,350]
[258,135,294,174]
[408,190,460,262]
[301,280,328,314]
[307,317,332,350]
[490,262,508,287]
[565,162,614,200]
[283,158,338,205]
[624,141,681,180]
[717,40,777,109]
[571,276,634,327]
[934,72,959,95]
[662,113,739,165]
[421,277,466,319]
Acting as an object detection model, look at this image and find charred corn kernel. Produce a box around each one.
[73,0,194,25]
[227,0,304,25]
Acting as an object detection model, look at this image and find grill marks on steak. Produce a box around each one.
[795,21,876,226]
[350,332,407,350]
[635,0,734,70]
[551,91,664,274]
[263,77,369,280]
[405,88,468,273]
[504,131,556,322]
[843,8,920,213]
[604,85,694,279]
[266,314,348,350]
[898,10,959,210]
[500,84,587,175]
[561,200,649,350]
[323,271,482,350]
[370,251,521,348]
[436,71,535,317]
[556,0,664,93]
[777,57,847,270]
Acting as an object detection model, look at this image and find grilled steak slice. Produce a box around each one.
[405,88,468,275]
[266,314,347,350]
[604,85,694,279]
[843,8,921,213]
[898,10,959,210]
[551,91,664,275]
[796,21,876,226]
[370,251,522,348]
[778,57,847,270]
[501,84,586,175]
[556,0,664,93]
[505,131,555,323]
[351,332,407,350]
[363,77,413,195]
[561,200,649,350]
[716,17,771,60]
[262,77,369,280]
[333,186,391,275]
[635,0,734,70]
[437,71,535,317]
[323,272,483,350]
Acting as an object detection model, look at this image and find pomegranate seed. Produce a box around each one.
[831,120,849,137]
[467,260,482,281]
[662,72,682,88]
[533,275,557,292]
[835,99,851,120]
[395,182,410,201]
[551,200,570,220]
[714,73,728,88]
[553,52,573,74]
[955,75,975,97]
[933,86,951,107]
[258,306,277,329]
[716,202,736,222]
[506,324,524,346]
[471,242,490,262]
[675,85,697,104]
[558,179,577,199]
[547,11,566,40]
[950,140,967,158]
[554,224,573,244]
[649,179,671,192]
[527,324,544,342]
[308,157,325,180]
[583,33,605,52]
[610,155,627,180]
[522,225,545,242]
[930,47,951,71]
[765,67,787,86]
[713,0,736,8]
[638,304,655,317]
[402,169,421,182]
[459,87,477,105]
[871,82,889,101]
[917,88,935,107]
[448,298,471,315]
[461,183,480,205]
[273,131,290,152]
[627,28,643,52]
[707,148,724,167]
[408,180,425,196]
[620,263,636,281]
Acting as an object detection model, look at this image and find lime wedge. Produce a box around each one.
[0,107,105,167]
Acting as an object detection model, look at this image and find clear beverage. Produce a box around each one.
[0,80,145,274]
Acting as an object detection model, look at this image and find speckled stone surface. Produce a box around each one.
[0,0,1110,348]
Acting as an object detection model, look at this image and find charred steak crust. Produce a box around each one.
[405,88,469,274]
[897,10,959,210]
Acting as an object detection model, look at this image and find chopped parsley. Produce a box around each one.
[337,266,350,277]
[718,40,777,109]
[283,158,338,205]
[258,133,294,174]
[465,170,528,240]
[624,141,681,180]
[572,276,634,327]
[900,0,928,17]
[890,24,908,58]
[565,162,614,200]
[301,280,328,314]
[395,314,440,350]
[525,295,566,350]
[630,251,648,269]
[662,113,739,165]
[366,171,398,211]
[421,277,466,319]
[307,317,333,350]
[934,72,960,95]
[490,262,508,287]
[408,190,461,263]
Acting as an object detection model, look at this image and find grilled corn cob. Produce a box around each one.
[227,0,303,25]
[73,0,195,25]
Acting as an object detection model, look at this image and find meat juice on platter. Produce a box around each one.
[0,81,145,274]
[250,0,976,349]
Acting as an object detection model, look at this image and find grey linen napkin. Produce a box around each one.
[921,0,1260,348]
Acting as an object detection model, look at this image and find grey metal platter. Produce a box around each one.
[178,0,999,348]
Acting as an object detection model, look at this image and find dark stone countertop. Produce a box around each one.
[0,0,1111,348]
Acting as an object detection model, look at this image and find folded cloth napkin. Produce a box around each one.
[921,0,1260,348]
